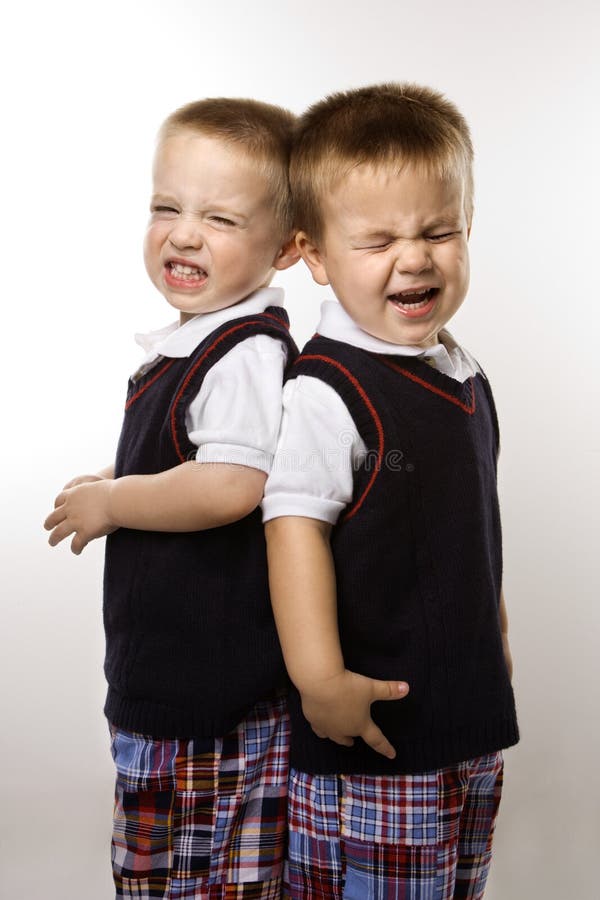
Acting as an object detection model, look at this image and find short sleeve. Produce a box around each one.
[261,375,367,524]
[185,334,288,474]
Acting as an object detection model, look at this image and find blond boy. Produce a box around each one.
[264,83,518,898]
[45,98,299,899]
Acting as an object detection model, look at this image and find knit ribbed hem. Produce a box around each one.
[290,710,519,776]
[104,685,287,740]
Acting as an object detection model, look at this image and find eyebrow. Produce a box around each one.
[150,193,176,204]
[350,230,395,243]
[425,216,463,229]
[351,216,463,241]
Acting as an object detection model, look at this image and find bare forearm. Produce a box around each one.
[108,461,266,531]
[265,516,344,690]
[265,515,409,758]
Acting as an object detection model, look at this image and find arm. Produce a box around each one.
[45,333,285,555]
[499,587,513,680]
[265,515,409,759]
[45,461,266,555]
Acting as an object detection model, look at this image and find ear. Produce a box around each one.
[296,231,330,286]
[272,234,302,271]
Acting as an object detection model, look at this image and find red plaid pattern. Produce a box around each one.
[286,752,503,899]
[110,697,289,899]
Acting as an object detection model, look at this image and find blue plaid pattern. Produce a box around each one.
[341,771,440,845]
[110,696,290,899]
[286,753,503,899]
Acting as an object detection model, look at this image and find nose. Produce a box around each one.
[394,239,432,275]
[168,215,204,251]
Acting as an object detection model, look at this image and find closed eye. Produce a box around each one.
[355,240,393,251]
[209,215,236,226]
[152,205,178,214]
[427,231,459,242]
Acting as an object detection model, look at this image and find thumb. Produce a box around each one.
[370,679,410,702]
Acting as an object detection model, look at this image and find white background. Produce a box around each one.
[1,1,598,898]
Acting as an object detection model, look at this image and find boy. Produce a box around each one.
[44,98,299,899]
[263,83,519,898]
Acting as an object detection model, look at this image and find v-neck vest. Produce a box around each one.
[103,308,297,738]
[287,335,518,774]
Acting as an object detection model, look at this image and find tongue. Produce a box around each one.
[398,291,429,304]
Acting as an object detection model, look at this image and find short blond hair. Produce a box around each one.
[160,97,297,238]
[291,82,474,242]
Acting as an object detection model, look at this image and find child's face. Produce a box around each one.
[144,130,293,323]
[299,163,471,348]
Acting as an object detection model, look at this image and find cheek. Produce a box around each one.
[143,228,166,280]
[232,236,276,274]
[143,226,162,264]
[440,245,469,280]
[456,251,470,286]
[351,256,387,291]
[447,251,470,300]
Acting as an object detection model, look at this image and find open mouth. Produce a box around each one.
[165,261,208,286]
[387,287,438,317]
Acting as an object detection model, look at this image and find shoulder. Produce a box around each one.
[229,332,290,359]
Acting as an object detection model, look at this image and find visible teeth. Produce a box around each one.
[389,289,434,310]
[400,288,428,297]
[170,262,204,276]
[396,297,430,309]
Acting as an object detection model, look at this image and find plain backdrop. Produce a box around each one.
[1,1,598,898]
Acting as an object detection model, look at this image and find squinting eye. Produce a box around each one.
[361,241,392,251]
[428,232,457,242]
[152,205,178,214]
[210,215,235,226]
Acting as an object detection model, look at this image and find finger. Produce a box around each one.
[54,491,67,509]
[362,722,396,760]
[63,475,101,489]
[370,679,410,702]
[70,533,88,555]
[47,520,75,547]
[44,507,66,531]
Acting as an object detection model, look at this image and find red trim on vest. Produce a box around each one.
[125,359,177,410]
[260,311,290,328]
[297,354,384,521]
[381,359,476,415]
[170,319,278,463]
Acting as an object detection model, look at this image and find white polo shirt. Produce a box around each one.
[262,300,480,524]
[133,287,290,474]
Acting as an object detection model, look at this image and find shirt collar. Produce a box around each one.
[134,287,285,365]
[316,300,480,380]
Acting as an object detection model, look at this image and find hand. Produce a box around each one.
[62,473,106,489]
[44,479,117,555]
[299,669,409,759]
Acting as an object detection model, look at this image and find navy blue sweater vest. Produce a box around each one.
[103,308,298,738]
[287,335,519,774]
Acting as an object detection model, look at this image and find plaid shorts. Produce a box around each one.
[286,752,503,899]
[110,696,289,899]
